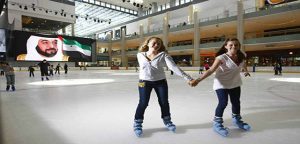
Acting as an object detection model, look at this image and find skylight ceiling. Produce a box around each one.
[74,1,138,37]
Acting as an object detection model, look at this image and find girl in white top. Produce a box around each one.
[191,38,251,137]
[133,37,194,137]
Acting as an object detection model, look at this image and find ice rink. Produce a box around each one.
[1,70,300,144]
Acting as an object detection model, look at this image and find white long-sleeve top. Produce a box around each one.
[137,51,193,81]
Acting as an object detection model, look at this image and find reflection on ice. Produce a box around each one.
[28,79,114,86]
[270,78,300,83]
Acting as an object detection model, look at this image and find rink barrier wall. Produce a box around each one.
[9,66,300,73]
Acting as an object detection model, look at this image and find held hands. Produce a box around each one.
[188,79,200,87]
[244,72,251,77]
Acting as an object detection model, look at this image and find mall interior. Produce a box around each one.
[0,0,300,144]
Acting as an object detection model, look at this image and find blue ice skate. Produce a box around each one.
[213,117,229,137]
[163,116,176,132]
[133,119,143,137]
[232,114,251,131]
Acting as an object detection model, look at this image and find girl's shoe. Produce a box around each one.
[162,116,176,132]
[232,114,251,131]
[133,119,143,137]
[11,85,15,91]
[6,85,10,91]
[213,117,229,137]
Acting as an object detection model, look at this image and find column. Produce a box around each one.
[163,12,169,50]
[137,7,143,17]
[62,27,66,35]
[139,24,144,45]
[108,31,113,67]
[151,2,158,13]
[91,33,97,62]
[71,24,75,36]
[121,28,127,67]
[147,17,151,33]
[237,0,245,51]
[0,4,8,29]
[188,5,194,24]
[170,0,176,7]
[193,9,200,67]
[9,14,22,30]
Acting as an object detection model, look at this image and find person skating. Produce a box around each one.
[0,62,16,91]
[55,63,62,75]
[64,63,68,74]
[49,65,54,76]
[133,37,194,137]
[37,59,50,81]
[28,65,35,77]
[191,38,251,137]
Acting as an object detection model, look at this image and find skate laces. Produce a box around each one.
[134,119,143,130]
[233,115,245,124]
[163,117,174,127]
[165,121,175,127]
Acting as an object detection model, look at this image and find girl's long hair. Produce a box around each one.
[216,38,246,64]
[138,37,166,53]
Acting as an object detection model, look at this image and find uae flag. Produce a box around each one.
[58,36,92,61]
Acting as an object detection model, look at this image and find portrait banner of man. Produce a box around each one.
[17,35,69,61]
[13,30,94,62]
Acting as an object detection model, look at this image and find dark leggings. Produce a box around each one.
[134,79,170,120]
[215,87,241,117]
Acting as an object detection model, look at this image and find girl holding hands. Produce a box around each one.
[191,38,251,137]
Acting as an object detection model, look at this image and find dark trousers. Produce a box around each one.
[49,70,53,76]
[134,79,170,120]
[215,87,241,117]
[6,74,15,85]
[41,70,48,76]
[29,71,34,77]
[55,69,60,74]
